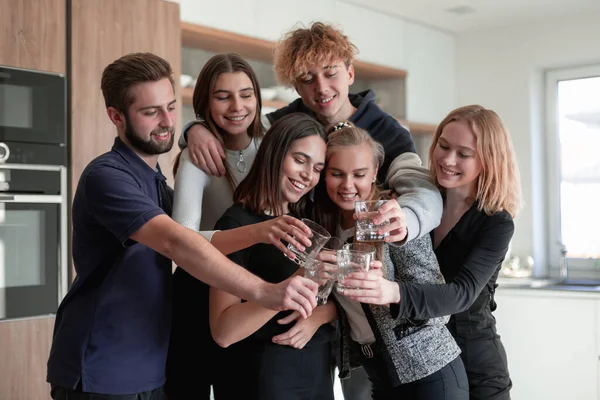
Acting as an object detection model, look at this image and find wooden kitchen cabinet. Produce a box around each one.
[0,2,181,398]
[0,317,55,400]
[0,0,65,398]
[70,0,182,189]
[0,0,66,73]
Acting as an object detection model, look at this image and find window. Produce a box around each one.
[546,66,600,279]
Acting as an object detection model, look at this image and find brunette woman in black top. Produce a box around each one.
[340,105,522,399]
[209,113,336,400]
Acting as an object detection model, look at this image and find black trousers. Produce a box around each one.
[364,357,469,400]
[450,297,512,399]
[165,268,217,400]
[455,335,512,400]
[220,340,334,400]
[359,348,469,400]
[51,386,165,400]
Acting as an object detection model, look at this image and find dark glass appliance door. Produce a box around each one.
[0,66,66,145]
[0,195,62,320]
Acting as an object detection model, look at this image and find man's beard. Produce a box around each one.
[124,116,175,155]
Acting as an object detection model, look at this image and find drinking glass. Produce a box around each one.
[286,218,331,268]
[354,200,390,242]
[336,245,375,293]
[304,237,344,305]
[343,243,377,257]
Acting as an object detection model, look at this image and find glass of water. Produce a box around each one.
[287,218,331,268]
[336,245,375,293]
[354,200,390,242]
[343,243,377,257]
[304,237,344,305]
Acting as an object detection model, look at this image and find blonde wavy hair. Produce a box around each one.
[429,105,522,217]
[273,22,358,87]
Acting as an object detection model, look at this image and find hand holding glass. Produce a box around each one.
[355,200,390,242]
[304,237,344,305]
[336,244,376,293]
[287,218,331,267]
[343,243,377,256]
[344,243,381,275]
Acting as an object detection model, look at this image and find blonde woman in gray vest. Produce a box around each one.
[315,121,468,400]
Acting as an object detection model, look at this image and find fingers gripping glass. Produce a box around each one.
[355,200,390,242]
[286,218,331,267]
[304,237,344,305]
[336,243,376,293]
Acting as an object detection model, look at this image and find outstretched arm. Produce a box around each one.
[173,149,313,256]
[133,215,318,317]
[390,215,514,320]
[341,213,514,323]
[341,216,513,319]
[385,152,443,243]
[210,215,313,258]
[85,165,318,317]
[209,286,279,348]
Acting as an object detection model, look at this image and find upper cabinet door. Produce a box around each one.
[70,0,181,188]
[0,0,66,73]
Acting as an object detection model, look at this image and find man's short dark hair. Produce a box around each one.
[101,52,174,113]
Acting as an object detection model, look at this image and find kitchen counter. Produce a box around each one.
[493,280,600,399]
[497,276,600,297]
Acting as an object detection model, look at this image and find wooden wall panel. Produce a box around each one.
[0,1,65,398]
[1,1,179,399]
[70,0,182,191]
[0,317,55,400]
[0,0,66,73]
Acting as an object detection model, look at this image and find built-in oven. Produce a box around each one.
[0,164,67,320]
[0,65,67,320]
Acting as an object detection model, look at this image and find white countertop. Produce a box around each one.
[497,277,600,299]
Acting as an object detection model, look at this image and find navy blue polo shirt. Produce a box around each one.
[47,138,173,395]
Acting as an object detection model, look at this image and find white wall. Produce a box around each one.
[402,20,455,125]
[456,13,600,272]
[176,0,455,125]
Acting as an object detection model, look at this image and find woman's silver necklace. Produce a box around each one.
[236,150,246,173]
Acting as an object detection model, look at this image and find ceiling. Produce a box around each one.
[340,0,600,32]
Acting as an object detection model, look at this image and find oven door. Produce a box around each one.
[0,192,67,320]
[0,66,66,145]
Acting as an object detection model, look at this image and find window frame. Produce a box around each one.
[545,65,600,279]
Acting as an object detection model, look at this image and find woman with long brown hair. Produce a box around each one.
[209,113,336,400]
[166,54,314,400]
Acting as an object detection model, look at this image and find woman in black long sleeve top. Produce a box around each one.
[340,105,522,400]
